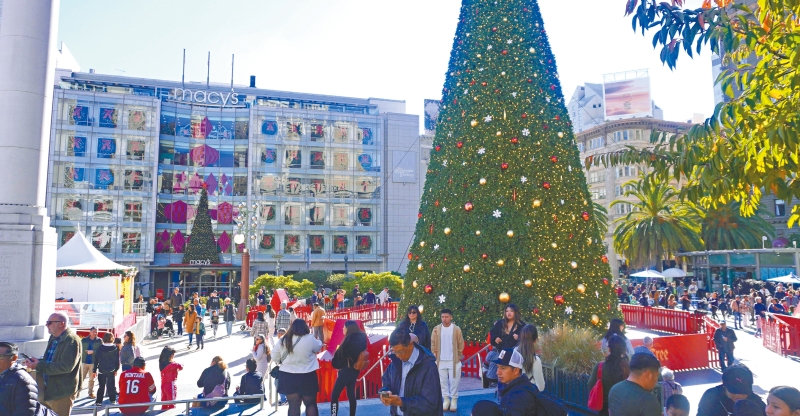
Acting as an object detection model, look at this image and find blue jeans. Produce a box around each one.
[176,320,183,335]
[733,312,742,328]
[719,349,735,370]
[226,321,233,336]
[188,332,194,345]
[274,376,286,402]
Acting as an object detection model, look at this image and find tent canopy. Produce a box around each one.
[56,231,135,276]
[661,268,687,278]
[768,274,800,285]
[630,270,665,278]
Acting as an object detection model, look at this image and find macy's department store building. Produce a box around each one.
[46,71,421,300]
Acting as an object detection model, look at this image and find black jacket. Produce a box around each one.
[713,328,737,352]
[93,343,120,374]
[697,385,766,416]
[498,375,539,416]
[0,364,39,416]
[224,304,236,322]
[173,309,185,323]
[235,371,264,403]
[381,343,443,416]
[197,365,230,396]
[332,332,368,370]
[397,320,431,350]
[207,297,221,310]
[490,319,526,350]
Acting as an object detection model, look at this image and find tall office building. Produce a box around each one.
[46,71,421,299]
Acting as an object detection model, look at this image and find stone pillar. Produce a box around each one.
[0,0,60,355]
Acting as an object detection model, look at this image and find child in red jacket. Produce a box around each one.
[158,346,184,410]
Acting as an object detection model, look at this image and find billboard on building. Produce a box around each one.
[392,150,417,183]
[603,70,652,120]
[423,99,440,135]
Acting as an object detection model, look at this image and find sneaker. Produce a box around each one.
[95,402,103,407]
[278,400,289,406]
[111,400,118,405]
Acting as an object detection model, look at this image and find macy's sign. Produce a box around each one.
[169,88,240,106]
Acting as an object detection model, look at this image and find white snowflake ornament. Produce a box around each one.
[522,128,530,136]
[565,306,573,315]
[487,45,493,50]
[512,92,518,98]
[484,115,493,123]
[439,294,447,304]
[521,176,528,183]
[493,210,502,218]
[442,207,447,213]
[434,244,440,251]
[595,291,600,298]
[507,39,513,44]
[478,148,486,155]
[442,160,448,166]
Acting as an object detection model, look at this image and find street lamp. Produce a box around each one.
[234,202,259,319]
[762,235,768,249]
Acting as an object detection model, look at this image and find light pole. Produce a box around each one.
[272,254,283,276]
[234,202,259,320]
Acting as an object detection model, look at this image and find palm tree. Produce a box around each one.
[611,177,703,271]
[592,202,609,237]
[701,202,775,250]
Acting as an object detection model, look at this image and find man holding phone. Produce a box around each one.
[0,342,39,415]
[380,329,443,416]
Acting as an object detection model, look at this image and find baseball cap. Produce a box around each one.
[722,364,754,395]
[89,326,98,331]
[490,348,524,370]
[132,357,146,368]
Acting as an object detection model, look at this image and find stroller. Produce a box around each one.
[151,315,176,338]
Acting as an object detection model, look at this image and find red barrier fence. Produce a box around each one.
[703,316,721,368]
[317,334,389,403]
[630,333,714,371]
[297,303,399,325]
[620,305,703,335]
[461,341,490,379]
[763,315,800,358]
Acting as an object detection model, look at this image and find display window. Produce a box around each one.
[310,122,326,141]
[96,137,117,159]
[125,107,149,131]
[332,124,350,143]
[284,204,302,226]
[254,173,279,196]
[310,149,326,169]
[332,205,350,227]
[92,198,113,222]
[332,176,352,197]
[308,203,326,226]
[126,137,147,160]
[285,149,302,168]
[355,234,373,254]
[357,177,379,198]
[98,107,119,129]
[309,234,324,254]
[92,227,113,253]
[284,234,301,254]
[308,176,326,197]
[124,199,144,222]
[122,231,142,254]
[333,152,349,171]
[333,235,348,254]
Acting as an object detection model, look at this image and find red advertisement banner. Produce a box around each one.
[630,334,710,371]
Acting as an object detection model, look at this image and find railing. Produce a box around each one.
[460,342,491,380]
[54,299,125,328]
[297,302,399,325]
[762,314,800,358]
[74,394,265,416]
[702,316,721,368]
[620,304,703,335]
[132,302,148,317]
[357,343,392,400]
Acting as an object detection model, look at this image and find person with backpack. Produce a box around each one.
[330,320,368,416]
[93,333,119,407]
[588,335,630,416]
[431,308,465,413]
[470,349,538,415]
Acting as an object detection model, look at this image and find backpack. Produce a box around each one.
[353,350,370,371]
[587,362,604,411]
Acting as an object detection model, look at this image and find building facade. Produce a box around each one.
[46,72,420,299]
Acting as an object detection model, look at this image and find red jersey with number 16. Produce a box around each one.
[118,368,156,415]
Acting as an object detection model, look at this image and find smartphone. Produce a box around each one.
[379,390,391,398]
[19,352,30,360]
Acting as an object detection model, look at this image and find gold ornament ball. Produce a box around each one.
[532,199,542,208]
[496,259,505,266]
[591,315,601,325]
[417,263,423,271]
[507,230,514,238]
[499,292,511,303]
[577,284,586,294]
[551,242,558,249]
[479,178,487,185]
[496,131,502,137]
[524,279,532,287]
[444,227,451,235]
[418,304,425,314]
[558,132,564,138]
[571,261,578,269]
[501,71,506,76]
[475,230,481,236]
[420,241,425,247]
[470,119,478,127]
[412,280,418,288]
[463,264,471,273]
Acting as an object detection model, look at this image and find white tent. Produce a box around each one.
[661,268,687,278]
[56,232,136,303]
[768,274,800,285]
[630,270,665,278]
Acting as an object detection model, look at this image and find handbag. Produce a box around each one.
[587,362,604,411]
[203,383,226,406]
[270,337,300,379]
[353,350,370,371]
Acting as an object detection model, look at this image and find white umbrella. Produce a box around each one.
[630,270,665,278]
[661,268,687,278]
[768,274,800,285]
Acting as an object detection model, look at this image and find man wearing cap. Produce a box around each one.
[697,364,765,416]
[118,357,156,415]
[713,322,737,371]
[471,348,538,416]
[80,327,102,398]
[0,341,39,416]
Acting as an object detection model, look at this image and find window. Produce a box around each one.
[776,200,786,217]
[588,137,605,150]
[309,203,326,226]
[577,143,585,153]
[309,235,324,254]
[124,201,143,222]
[614,203,632,215]
[616,166,637,178]
[599,188,607,199]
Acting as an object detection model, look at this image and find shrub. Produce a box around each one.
[538,323,603,375]
[326,273,349,290]
[342,272,403,298]
[249,274,316,300]
[292,270,329,288]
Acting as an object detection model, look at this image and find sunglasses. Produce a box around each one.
[45,321,64,326]
[408,311,418,315]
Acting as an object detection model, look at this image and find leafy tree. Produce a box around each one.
[590,1,800,225]
[611,177,703,270]
[183,187,220,264]
[341,272,404,298]
[249,274,315,299]
[701,202,775,250]
[292,270,329,288]
[402,0,618,340]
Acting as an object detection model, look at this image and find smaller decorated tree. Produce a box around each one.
[182,186,220,264]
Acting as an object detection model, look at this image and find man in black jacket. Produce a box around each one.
[471,348,538,416]
[697,364,765,416]
[0,342,39,416]
[713,321,737,371]
[380,329,443,416]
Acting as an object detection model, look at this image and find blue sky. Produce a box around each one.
[58,0,713,129]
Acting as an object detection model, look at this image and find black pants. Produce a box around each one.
[96,372,117,404]
[330,368,358,416]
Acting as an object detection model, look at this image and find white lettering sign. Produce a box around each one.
[171,88,240,106]
[188,260,212,265]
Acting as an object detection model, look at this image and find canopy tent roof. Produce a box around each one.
[661,268,687,278]
[630,270,665,278]
[768,274,800,285]
[56,232,136,278]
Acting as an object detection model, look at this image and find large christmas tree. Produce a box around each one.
[183,186,220,264]
[402,0,618,340]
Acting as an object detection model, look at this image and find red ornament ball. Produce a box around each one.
[533,307,540,314]
[603,278,610,285]
[407,253,413,260]
[511,137,519,144]
[542,182,551,189]
[482,253,488,260]
[521,113,528,119]
[550,85,556,90]
[527,78,533,83]
[424,284,433,294]
[435,145,441,151]
[601,255,609,264]
[435,200,440,207]
[555,115,560,120]
[492,27,497,32]
[481,81,488,86]
[501,162,509,170]
[502,50,508,55]
[550,155,558,163]
[582,211,590,221]
[464,202,474,211]
[457,141,464,149]
[554,295,565,305]
[417,212,422,218]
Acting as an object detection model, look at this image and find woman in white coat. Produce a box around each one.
[252,334,270,378]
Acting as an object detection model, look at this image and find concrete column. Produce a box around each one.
[0,0,59,356]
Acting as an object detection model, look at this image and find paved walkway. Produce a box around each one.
[70,314,800,415]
